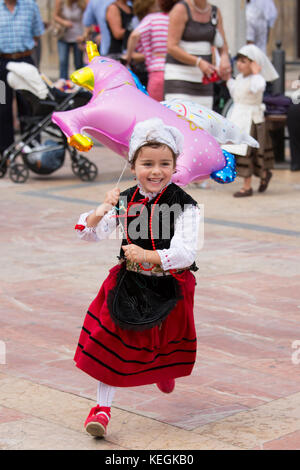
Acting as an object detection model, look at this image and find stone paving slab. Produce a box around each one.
[0,373,241,450]
[0,146,300,449]
[194,392,300,450]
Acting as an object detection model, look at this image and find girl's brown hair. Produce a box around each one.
[133,0,156,20]
[236,53,252,62]
[130,142,177,168]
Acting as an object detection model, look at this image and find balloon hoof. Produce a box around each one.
[68,134,93,152]
[210,150,236,184]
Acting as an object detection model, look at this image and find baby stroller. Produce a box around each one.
[0,62,97,183]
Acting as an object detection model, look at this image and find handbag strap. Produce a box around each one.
[211,5,218,27]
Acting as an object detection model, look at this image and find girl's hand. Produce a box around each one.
[122,244,145,263]
[95,187,120,217]
[198,58,216,77]
[104,187,120,206]
[218,53,231,79]
[250,61,261,75]
[221,70,232,81]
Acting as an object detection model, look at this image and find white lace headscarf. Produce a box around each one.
[238,44,279,82]
[128,118,184,163]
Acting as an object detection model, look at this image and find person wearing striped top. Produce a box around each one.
[164,0,230,108]
[126,0,178,101]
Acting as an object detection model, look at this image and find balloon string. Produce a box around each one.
[116,160,128,188]
[113,161,127,239]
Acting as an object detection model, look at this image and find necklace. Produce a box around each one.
[124,186,169,272]
[191,0,210,14]
[122,186,187,281]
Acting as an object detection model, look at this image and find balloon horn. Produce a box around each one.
[86,41,100,62]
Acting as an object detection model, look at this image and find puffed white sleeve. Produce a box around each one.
[226,77,236,97]
[156,205,201,270]
[250,74,266,94]
[75,208,118,241]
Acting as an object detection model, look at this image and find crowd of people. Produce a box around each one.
[1,0,299,187]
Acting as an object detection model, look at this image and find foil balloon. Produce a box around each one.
[211,150,236,184]
[52,42,242,186]
[161,98,259,148]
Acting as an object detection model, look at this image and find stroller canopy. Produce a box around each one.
[7,61,48,100]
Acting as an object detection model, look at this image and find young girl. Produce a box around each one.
[222,44,279,197]
[74,118,201,437]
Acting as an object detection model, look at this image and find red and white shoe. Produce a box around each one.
[84,405,111,437]
[156,379,175,393]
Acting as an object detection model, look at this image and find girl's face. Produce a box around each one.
[236,56,252,76]
[131,145,175,193]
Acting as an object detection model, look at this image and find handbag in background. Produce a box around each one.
[49,21,67,40]
[49,0,66,40]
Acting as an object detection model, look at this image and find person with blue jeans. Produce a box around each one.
[53,0,86,79]
[57,39,83,79]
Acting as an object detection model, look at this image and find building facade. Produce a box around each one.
[269,0,298,60]
[215,0,299,60]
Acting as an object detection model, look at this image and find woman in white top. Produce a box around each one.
[54,0,87,79]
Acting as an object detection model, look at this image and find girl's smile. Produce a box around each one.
[131,145,176,194]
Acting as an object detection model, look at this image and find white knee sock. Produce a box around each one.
[97,381,116,408]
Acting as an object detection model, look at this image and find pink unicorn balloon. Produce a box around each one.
[52,42,228,186]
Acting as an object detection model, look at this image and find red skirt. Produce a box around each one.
[74,264,197,387]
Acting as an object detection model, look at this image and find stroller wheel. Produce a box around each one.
[72,156,98,182]
[9,163,29,183]
[0,160,7,178]
[79,161,98,182]
[71,156,86,176]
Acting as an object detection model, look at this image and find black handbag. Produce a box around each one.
[107,265,182,331]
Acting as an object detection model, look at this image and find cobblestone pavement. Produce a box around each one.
[0,137,300,450]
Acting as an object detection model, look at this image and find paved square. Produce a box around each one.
[1,145,300,449]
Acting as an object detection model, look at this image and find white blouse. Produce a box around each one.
[75,188,201,271]
[226,74,266,100]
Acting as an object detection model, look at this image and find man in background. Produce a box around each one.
[82,0,114,56]
[0,0,44,154]
[246,0,278,53]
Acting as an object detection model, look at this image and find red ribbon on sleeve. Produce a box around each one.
[75,224,85,231]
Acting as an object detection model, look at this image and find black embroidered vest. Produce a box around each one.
[116,183,199,270]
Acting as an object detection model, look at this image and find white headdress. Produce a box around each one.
[128,118,184,162]
[238,44,279,82]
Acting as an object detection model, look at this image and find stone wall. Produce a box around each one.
[268,0,297,59]
[212,0,246,56]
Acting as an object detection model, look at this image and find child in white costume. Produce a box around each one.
[222,44,278,197]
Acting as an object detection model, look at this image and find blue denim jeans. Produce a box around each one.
[57,40,83,79]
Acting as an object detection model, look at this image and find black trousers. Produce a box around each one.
[287,104,300,171]
[0,56,34,154]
